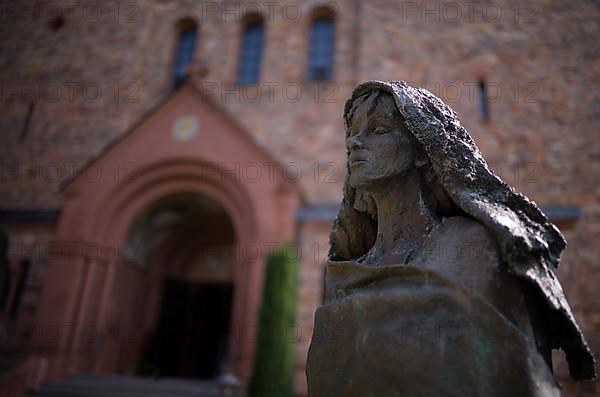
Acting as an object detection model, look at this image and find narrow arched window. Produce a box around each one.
[237,19,264,85]
[172,21,198,89]
[478,80,490,123]
[308,17,335,81]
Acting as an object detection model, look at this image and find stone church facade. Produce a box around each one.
[1,0,599,395]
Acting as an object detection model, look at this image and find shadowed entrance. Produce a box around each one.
[154,280,232,378]
[128,193,237,380]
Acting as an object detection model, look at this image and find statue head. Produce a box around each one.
[329,80,594,380]
[343,88,458,218]
[345,90,423,189]
[333,80,565,264]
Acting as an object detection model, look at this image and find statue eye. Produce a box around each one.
[373,126,389,135]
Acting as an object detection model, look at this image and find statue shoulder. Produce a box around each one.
[441,216,496,243]
[418,216,524,307]
[423,216,502,270]
[422,216,540,329]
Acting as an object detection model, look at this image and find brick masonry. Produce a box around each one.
[1,0,599,395]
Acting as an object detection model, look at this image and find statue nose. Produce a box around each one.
[346,135,363,151]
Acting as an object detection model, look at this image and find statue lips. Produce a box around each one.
[348,152,370,168]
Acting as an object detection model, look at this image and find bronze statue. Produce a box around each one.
[306,81,595,396]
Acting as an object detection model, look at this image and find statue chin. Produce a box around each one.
[347,173,371,189]
[348,170,403,190]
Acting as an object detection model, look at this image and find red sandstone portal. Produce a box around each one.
[33,85,300,385]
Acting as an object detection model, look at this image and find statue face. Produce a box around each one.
[346,92,417,189]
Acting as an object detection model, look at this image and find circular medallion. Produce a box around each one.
[172,115,199,142]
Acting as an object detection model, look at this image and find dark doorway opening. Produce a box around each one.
[143,279,233,379]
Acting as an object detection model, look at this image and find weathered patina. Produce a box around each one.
[306,80,595,396]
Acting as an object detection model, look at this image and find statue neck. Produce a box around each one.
[367,171,438,264]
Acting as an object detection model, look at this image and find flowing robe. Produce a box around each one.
[307,217,560,396]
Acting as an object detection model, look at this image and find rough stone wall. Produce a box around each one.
[1,0,599,395]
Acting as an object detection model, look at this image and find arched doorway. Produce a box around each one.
[125,193,237,379]
[33,85,301,385]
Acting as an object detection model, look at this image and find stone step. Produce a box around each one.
[68,374,220,391]
[27,375,226,397]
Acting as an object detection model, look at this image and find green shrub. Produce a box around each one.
[249,243,299,397]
